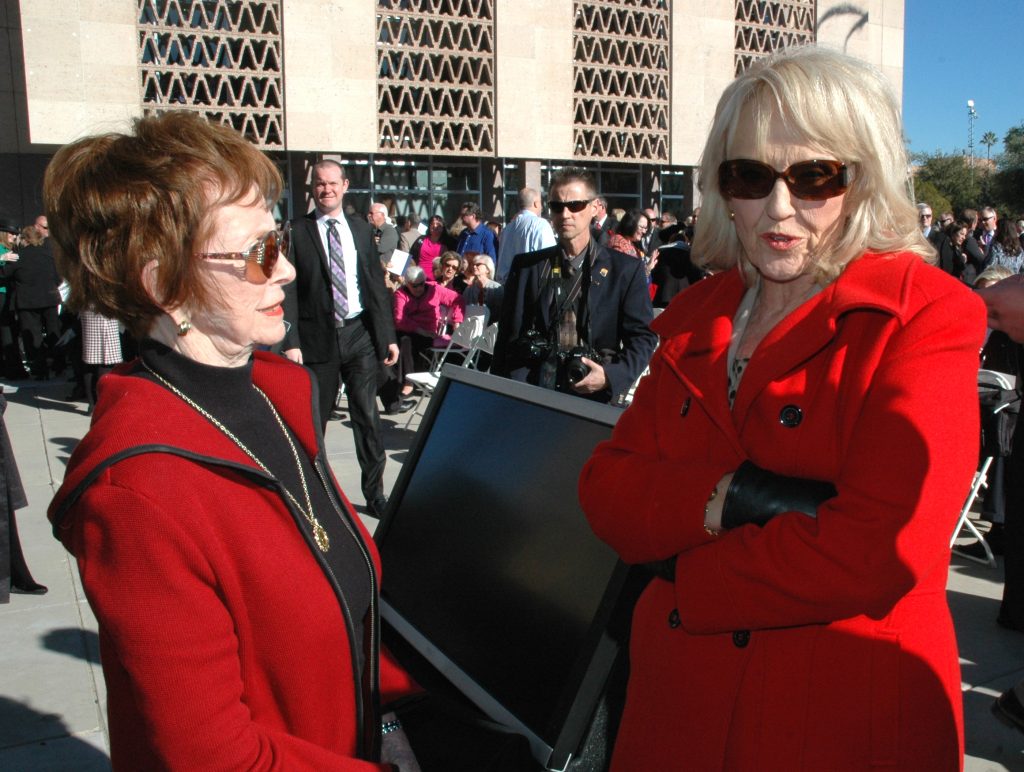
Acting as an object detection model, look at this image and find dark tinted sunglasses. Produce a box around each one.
[196,229,286,284]
[548,199,592,214]
[719,159,849,201]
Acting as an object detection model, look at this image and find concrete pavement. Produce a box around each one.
[0,377,1022,770]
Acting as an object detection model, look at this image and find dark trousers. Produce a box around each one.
[0,291,23,378]
[18,306,60,377]
[396,331,434,381]
[308,319,386,504]
[1002,432,1024,630]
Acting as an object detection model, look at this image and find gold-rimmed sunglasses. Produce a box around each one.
[195,229,288,284]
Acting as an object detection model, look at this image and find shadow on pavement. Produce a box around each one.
[0,696,109,770]
[41,627,101,667]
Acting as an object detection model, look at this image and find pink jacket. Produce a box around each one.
[394,282,464,335]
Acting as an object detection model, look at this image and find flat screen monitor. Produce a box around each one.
[376,366,631,771]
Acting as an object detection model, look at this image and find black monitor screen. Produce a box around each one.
[377,369,623,752]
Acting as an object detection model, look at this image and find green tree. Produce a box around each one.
[991,124,1024,218]
[913,180,951,222]
[913,151,981,214]
[980,131,999,201]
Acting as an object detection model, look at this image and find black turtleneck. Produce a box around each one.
[134,339,372,685]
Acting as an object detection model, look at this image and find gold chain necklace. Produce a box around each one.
[142,362,330,552]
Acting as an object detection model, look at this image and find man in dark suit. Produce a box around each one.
[282,160,400,516]
[493,167,656,404]
[589,196,617,246]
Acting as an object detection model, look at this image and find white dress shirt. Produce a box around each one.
[316,211,363,318]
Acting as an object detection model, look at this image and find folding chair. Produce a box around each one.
[404,324,483,428]
[951,369,1019,567]
[466,323,498,370]
[422,314,485,372]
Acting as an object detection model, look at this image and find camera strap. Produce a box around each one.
[546,255,588,335]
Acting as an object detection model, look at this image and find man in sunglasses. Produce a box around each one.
[282,159,401,519]
[917,203,944,252]
[493,166,656,404]
[979,207,999,254]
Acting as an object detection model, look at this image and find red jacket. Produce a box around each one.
[49,353,415,771]
[580,252,985,771]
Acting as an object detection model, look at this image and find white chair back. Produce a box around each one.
[979,368,1015,390]
[464,303,490,328]
[475,323,499,357]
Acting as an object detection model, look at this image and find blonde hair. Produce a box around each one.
[975,264,1015,288]
[693,46,933,284]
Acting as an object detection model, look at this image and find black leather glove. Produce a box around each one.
[643,462,836,581]
[721,460,836,529]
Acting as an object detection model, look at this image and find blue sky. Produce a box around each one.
[902,0,1023,158]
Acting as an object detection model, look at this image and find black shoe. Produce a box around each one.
[330,409,346,421]
[11,581,48,595]
[368,496,389,518]
[997,612,1024,633]
[993,688,1024,734]
[385,398,416,415]
[986,523,1006,554]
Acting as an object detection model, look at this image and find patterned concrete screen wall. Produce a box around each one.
[735,0,816,75]
[376,0,496,156]
[572,0,670,163]
[137,0,285,149]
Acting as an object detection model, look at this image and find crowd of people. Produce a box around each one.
[0,214,126,410]
[342,184,706,422]
[0,41,1015,772]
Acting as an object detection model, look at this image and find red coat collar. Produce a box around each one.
[650,252,923,451]
[49,352,321,535]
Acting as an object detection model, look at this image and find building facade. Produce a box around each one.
[0,0,904,225]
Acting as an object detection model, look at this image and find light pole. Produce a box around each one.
[967,99,978,185]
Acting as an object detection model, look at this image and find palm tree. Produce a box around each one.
[981,131,998,163]
[980,132,998,200]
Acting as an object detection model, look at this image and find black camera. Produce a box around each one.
[560,345,599,385]
[508,329,554,364]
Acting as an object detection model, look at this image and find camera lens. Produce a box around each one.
[567,358,589,384]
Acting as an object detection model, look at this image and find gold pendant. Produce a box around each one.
[314,523,330,552]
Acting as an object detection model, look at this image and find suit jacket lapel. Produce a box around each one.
[587,247,613,336]
[301,215,330,280]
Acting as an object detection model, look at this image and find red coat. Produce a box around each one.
[48,353,415,771]
[580,252,985,771]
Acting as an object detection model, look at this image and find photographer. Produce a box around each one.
[492,167,656,403]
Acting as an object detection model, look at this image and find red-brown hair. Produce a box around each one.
[43,112,282,337]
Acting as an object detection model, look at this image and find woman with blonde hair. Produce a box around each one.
[581,46,983,770]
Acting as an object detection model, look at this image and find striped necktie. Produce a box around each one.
[326,218,349,321]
